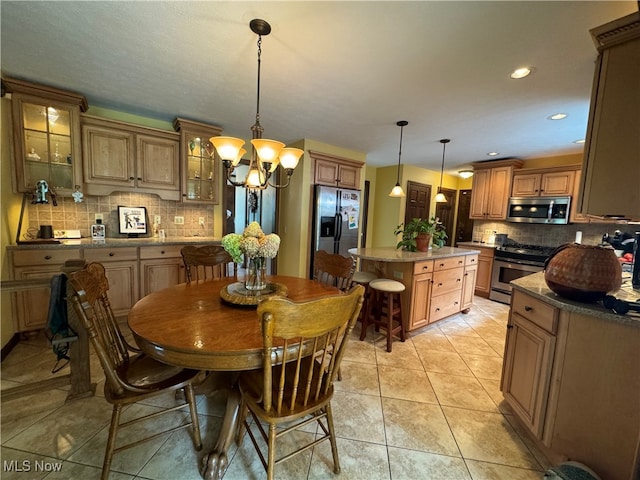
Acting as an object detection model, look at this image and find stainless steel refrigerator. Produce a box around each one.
[311,185,361,276]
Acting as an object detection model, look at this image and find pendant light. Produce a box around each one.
[389,120,408,197]
[434,138,450,203]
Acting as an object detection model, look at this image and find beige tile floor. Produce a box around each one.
[1,296,551,479]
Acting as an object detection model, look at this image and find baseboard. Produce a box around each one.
[1,333,20,362]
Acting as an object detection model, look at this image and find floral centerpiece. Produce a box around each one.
[222,222,280,290]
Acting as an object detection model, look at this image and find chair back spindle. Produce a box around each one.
[181,245,237,282]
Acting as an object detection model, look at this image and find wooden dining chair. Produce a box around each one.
[312,249,355,291]
[236,284,365,480]
[181,245,237,282]
[68,262,203,480]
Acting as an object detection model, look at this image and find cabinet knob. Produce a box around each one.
[137,177,142,181]
[436,308,440,312]
[161,250,165,254]
[437,282,443,287]
[507,324,514,329]
[423,266,429,270]
[44,255,52,260]
[439,263,445,267]
[109,252,115,257]
[457,278,461,282]
[524,305,533,312]
[458,260,463,265]
[129,176,135,180]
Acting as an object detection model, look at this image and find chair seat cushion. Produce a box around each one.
[352,271,377,284]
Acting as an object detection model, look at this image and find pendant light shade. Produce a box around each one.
[389,120,408,198]
[435,139,450,203]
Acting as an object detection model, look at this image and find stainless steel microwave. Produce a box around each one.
[506,196,571,224]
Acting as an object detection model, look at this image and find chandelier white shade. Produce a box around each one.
[210,19,302,190]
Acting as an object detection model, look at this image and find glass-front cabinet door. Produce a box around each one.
[173,118,223,204]
[5,78,86,195]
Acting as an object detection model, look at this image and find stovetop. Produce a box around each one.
[495,240,557,264]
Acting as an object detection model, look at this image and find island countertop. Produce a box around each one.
[348,246,479,262]
[512,271,640,327]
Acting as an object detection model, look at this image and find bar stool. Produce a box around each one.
[360,278,406,352]
[351,271,377,324]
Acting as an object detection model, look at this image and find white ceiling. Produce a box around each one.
[1,1,637,174]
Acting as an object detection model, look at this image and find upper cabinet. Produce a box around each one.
[309,150,363,189]
[4,77,87,195]
[470,159,523,220]
[81,115,180,200]
[512,167,576,197]
[578,12,640,219]
[173,118,222,204]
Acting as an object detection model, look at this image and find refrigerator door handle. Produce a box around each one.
[336,213,343,241]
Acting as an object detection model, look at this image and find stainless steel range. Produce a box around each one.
[489,241,556,304]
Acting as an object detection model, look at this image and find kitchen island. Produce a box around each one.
[348,246,480,331]
[501,272,639,480]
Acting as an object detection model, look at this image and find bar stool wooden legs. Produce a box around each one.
[351,271,377,324]
[360,278,406,352]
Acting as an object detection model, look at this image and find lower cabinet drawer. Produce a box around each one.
[511,289,558,334]
[84,247,138,262]
[432,267,464,296]
[430,290,462,323]
[433,256,466,271]
[139,245,183,259]
[12,248,81,266]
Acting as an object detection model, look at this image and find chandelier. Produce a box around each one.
[211,19,303,190]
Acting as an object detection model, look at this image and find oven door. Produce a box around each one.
[489,259,544,304]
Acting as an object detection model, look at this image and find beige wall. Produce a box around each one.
[521,153,582,169]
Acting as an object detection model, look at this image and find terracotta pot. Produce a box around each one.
[544,243,622,302]
[416,233,431,252]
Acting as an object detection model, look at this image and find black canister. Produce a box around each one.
[39,225,54,239]
[632,232,640,290]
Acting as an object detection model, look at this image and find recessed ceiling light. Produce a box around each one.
[509,67,533,79]
[574,139,585,144]
[548,113,568,120]
[487,152,499,156]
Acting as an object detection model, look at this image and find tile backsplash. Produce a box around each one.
[472,220,635,247]
[24,192,215,240]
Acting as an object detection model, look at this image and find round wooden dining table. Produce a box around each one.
[128,275,339,479]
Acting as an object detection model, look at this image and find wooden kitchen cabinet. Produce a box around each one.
[429,256,465,322]
[82,115,180,200]
[9,248,82,332]
[309,150,363,189]
[83,247,139,317]
[470,159,523,220]
[578,12,640,219]
[461,255,478,310]
[3,77,87,195]
[139,245,186,297]
[511,168,576,197]
[501,290,557,438]
[173,118,223,204]
[409,260,433,330]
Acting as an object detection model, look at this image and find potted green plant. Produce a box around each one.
[394,217,448,252]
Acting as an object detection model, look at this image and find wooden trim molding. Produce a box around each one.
[2,76,88,111]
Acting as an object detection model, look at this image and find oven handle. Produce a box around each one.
[547,199,554,223]
[494,257,546,268]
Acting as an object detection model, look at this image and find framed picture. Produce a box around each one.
[91,224,106,240]
[118,206,148,237]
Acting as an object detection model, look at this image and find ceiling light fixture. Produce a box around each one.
[487,151,499,157]
[574,139,585,144]
[509,67,533,79]
[434,139,450,203]
[210,19,303,190]
[458,170,473,179]
[389,120,408,197]
[548,113,568,120]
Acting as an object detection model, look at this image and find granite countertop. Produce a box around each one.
[512,271,640,327]
[457,241,498,249]
[7,236,222,249]
[348,246,480,262]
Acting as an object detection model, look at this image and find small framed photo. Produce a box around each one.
[91,224,106,240]
[118,206,148,237]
